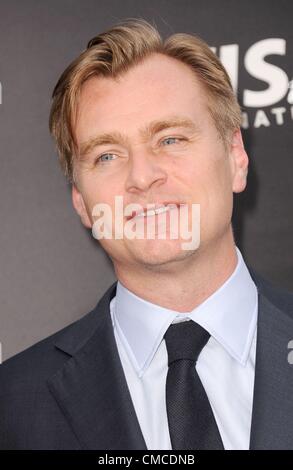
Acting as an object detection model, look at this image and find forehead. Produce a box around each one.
[75,53,209,140]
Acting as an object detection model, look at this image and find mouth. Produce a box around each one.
[125,202,186,221]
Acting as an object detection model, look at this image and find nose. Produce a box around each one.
[125,147,168,194]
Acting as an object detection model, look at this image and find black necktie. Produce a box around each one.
[164,319,224,450]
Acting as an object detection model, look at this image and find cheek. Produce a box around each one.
[204,161,234,232]
[183,150,233,220]
[79,174,112,205]
[88,184,127,227]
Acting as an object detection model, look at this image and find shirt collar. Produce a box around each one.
[112,246,258,377]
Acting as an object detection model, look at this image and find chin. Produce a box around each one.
[130,239,197,268]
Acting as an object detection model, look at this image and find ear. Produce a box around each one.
[228,129,249,194]
[71,184,92,228]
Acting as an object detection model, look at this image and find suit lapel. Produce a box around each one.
[47,283,147,450]
[250,291,293,449]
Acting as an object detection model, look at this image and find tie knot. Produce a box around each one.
[164,320,210,366]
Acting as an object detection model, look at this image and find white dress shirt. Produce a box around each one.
[109,246,258,450]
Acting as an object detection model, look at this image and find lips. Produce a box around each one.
[125,202,185,221]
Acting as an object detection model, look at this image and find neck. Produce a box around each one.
[114,229,238,313]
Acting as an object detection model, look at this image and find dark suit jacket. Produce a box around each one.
[0,269,293,450]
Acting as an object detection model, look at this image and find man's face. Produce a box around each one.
[72,53,248,270]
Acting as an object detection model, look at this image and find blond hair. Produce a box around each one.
[49,19,241,182]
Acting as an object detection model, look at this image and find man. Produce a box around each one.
[0,19,292,450]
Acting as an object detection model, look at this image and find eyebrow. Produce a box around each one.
[78,116,199,158]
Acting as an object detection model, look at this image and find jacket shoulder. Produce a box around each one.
[0,281,117,386]
[0,301,103,393]
[249,266,293,316]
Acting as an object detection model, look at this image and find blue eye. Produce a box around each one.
[162,137,179,145]
[97,153,116,163]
